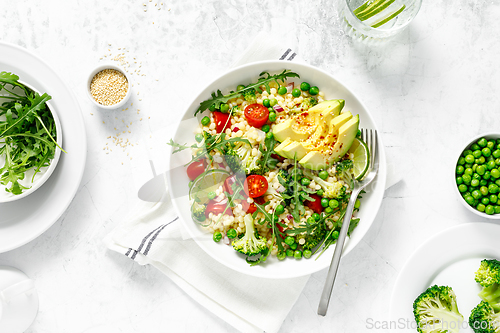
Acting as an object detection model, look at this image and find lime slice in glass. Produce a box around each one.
[349,138,370,180]
[189,169,230,204]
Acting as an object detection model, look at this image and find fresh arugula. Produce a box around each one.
[0,71,64,195]
[258,134,278,173]
[194,70,300,116]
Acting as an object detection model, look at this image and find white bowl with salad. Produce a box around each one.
[0,72,64,203]
[167,60,386,278]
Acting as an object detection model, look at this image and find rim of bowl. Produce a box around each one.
[453,132,500,219]
[86,63,132,110]
[0,80,63,203]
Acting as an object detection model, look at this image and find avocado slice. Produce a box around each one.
[299,114,359,170]
[282,141,310,161]
[274,138,293,158]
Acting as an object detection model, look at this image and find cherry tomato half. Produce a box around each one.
[305,194,323,214]
[244,175,268,198]
[244,103,269,128]
[241,196,266,214]
[205,197,232,218]
[186,160,206,181]
[213,111,231,133]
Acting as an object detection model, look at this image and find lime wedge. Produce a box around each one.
[371,4,406,28]
[189,169,230,204]
[348,138,370,180]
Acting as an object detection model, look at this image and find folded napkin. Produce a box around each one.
[106,30,402,333]
[106,32,311,333]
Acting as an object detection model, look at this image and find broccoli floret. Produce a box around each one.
[232,214,268,257]
[290,97,318,113]
[298,222,327,251]
[224,148,244,174]
[303,169,347,199]
[234,143,262,174]
[413,285,464,333]
[476,259,500,311]
[335,159,354,185]
[242,88,257,103]
[469,301,500,333]
[191,202,207,222]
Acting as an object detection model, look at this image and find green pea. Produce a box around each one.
[484,171,491,180]
[495,206,500,214]
[195,133,204,142]
[262,99,270,107]
[312,213,320,221]
[458,157,466,165]
[268,111,276,122]
[303,249,312,259]
[324,207,333,213]
[477,156,486,164]
[201,116,210,126]
[465,163,473,169]
[277,251,286,260]
[480,186,489,196]
[456,165,465,174]
[289,242,297,250]
[472,190,482,199]
[284,236,295,246]
[496,180,500,186]
[476,165,486,175]
[482,197,490,205]
[236,84,246,91]
[207,191,216,200]
[220,103,229,113]
[482,147,492,157]
[309,86,319,95]
[329,199,339,209]
[464,168,473,176]
[458,184,468,193]
[317,189,324,196]
[300,82,311,91]
[496,158,500,166]
[471,179,480,187]
[318,170,329,180]
[213,231,222,242]
[278,86,287,95]
[487,161,496,170]
[292,88,301,97]
[275,204,284,215]
[465,195,475,205]
[472,164,478,172]
[477,203,486,212]
[464,149,473,157]
[462,174,472,185]
[261,124,270,133]
[321,198,329,207]
[307,217,316,225]
[227,229,237,239]
[489,184,499,194]
[492,169,500,179]
[486,205,495,215]
[269,98,278,107]
[473,150,482,158]
[286,249,294,257]
[488,141,496,149]
[354,200,361,209]
[456,177,463,185]
[490,195,498,204]
[301,178,311,186]
[266,131,273,140]
[480,180,488,186]
[294,250,302,259]
[478,138,488,147]
[471,143,481,151]
[331,231,339,239]
[268,107,274,112]
[493,150,500,159]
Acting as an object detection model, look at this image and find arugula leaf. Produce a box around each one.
[194,70,300,116]
[0,72,63,195]
[258,134,278,173]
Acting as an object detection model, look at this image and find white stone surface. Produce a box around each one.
[1,0,500,332]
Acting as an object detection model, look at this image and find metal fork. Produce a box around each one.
[317,129,379,316]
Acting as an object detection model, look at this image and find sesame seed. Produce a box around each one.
[90,69,128,106]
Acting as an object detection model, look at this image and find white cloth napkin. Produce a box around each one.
[106,33,312,333]
[106,30,402,333]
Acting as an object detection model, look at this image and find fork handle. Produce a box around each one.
[317,188,360,316]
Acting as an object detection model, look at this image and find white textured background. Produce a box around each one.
[1,0,500,332]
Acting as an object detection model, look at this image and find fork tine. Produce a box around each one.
[372,130,379,170]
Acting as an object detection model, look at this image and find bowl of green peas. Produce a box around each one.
[455,133,500,218]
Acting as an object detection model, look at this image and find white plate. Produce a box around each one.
[168,60,387,278]
[390,222,500,332]
[0,42,86,253]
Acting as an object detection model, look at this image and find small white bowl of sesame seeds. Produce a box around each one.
[87,63,131,109]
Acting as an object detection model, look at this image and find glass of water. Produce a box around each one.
[342,0,422,44]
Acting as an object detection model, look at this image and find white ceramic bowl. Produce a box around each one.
[86,63,131,110]
[167,60,387,278]
[0,81,63,203]
[453,132,500,219]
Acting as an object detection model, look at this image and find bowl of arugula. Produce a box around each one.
[0,71,64,203]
